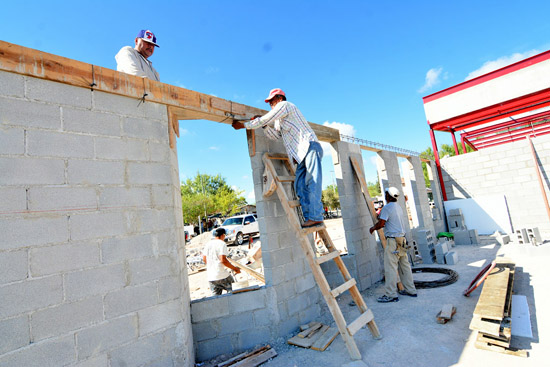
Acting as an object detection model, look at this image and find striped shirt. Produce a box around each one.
[245,101,318,163]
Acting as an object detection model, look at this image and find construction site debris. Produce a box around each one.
[287,323,338,351]
[436,304,457,324]
[216,345,277,367]
[412,267,459,288]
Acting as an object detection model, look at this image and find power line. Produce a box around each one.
[339,134,421,157]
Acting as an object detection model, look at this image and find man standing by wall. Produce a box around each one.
[115,29,160,81]
[202,228,241,296]
[370,187,417,302]
[232,88,324,227]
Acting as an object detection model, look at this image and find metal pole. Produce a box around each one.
[429,128,447,201]
[527,136,550,222]
[451,129,459,155]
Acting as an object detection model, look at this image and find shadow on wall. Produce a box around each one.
[441,168,473,200]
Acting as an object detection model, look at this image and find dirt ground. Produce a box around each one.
[197,231,548,367]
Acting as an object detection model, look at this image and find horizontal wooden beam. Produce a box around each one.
[0,40,340,143]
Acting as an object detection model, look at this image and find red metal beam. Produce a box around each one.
[463,110,550,138]
[451,130,459,155]
[475,128,550,149]
[429,128,447,201]
[470,122,550,147]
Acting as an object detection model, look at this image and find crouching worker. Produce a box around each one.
[202,228,241,296]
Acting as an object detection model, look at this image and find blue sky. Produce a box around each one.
[3,1,550,203]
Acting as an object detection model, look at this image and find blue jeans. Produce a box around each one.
[294,141,323,222]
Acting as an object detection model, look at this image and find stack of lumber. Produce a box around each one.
[287,322,339,351]
[469,258,526,357]
[216,345,277,367]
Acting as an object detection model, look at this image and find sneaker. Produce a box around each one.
[398,290,418,297]
[377,295,399,303]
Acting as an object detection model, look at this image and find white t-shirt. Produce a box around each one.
[202,239,230,281]
[115,46,160,81]
[379,202,406,238]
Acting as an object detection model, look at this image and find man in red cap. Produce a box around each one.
[232,89,324,227]
[115,29,160,81]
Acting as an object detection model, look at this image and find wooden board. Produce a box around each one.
[311,327,340,351]
[217,346,270,367]
[227,258,265,283]
[473,267,510,320]
[288,325,329,348]
[469,316,501,336]
[436,306,457,324]
[297,322,322,338]
[474,333,527,357]
[232,348,277,367]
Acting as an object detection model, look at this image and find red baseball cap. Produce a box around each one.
[264,88,285,103]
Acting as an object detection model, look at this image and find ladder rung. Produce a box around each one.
[289,200,300,208]
[347,309,374,336]
[266,154,290,161]
[302,223,326,235]
[316,250,340,265]
[277,175,295,182]
[330,279,356,298]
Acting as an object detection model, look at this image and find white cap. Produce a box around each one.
[385,187,400,199]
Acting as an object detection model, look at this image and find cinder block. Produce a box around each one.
[99,187,151,208]
[94,136,127,160]
[0,70,25,97]
[65,264,126,301]
[30,241,99,276]
[287,294,309,315]
[73,355,109,367]
[101,234,154,264]
[445,251,458,265]
[70,211,127,241]
[28,187,97,212]
[138,300,182,336]
[295,273,315,294]
[151,185,173,207]
[526,227,542,244]
[217,312,253,336]
[0,157,65,185]
[435,252,446,264]
[27,77,91,108]
[0,187,26,212]
[128,255,174,285]
[63,107,121,136]
[31,296,104,341]
[253,308,274,328]
[0,335,75,367]
[76,315,138,360]
[0,127,24,154]
[237,326,272,351]
[0,216,69,251]
[0,250,27,285]
[109,332,163,367]
[127,162,171,184]
[435,242,449,255]
[93,90,151,118]
[104,283,158,318]
[515,228,528,244]
[0,275,63,319]
[122,117,167,141]
[68,159,124,185]
[451,230,471,245]
[149,141,170,162]
[192,321,217,342]
[227,288,267,312]
[0,96,61,129]
[27,130,94,159]
[0,315,29,355]
[195,335,233,363]
[191,297,230,323]
[468,229,479,244]
[126,139,149,161]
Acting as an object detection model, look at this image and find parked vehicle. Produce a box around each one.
[217,214,259,245]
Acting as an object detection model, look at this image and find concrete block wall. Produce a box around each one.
[0,71,193,366]
[426,161,447,234]
[331,142,383,290]
[440,134,550,236]
[403,156,434,234]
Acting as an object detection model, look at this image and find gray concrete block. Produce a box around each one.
[127,162,172,185]
[27,130,94,158]
[158,276,181,303]
[138,300,182,336]
[526,227,542,244]
[151,185,173,207]
[0,250,27,284]
[0,126,24,154]
[445,251,458,265]
[0,216,69,250]
[101,234,154,264]
[435,242,449,255]
[468,229,479,244]
[0,335,75,367]
[68,159,124,185]
[451,229,471,245]
[73,355,109,367]
[0,187,26,212]
[0,157,65,185]
[27,77,91,108]
[76,315,138,360]
[0,70,25,97]
[128,255,174,286]
[63,107,121,136]
[28,186,97,211]
[449,208,462,216]
[191,297,230,323]
[253,308,274,328]
[218,312,254,336]
[104,283,158,318]
[93,136,128,161]
[192,321,217,342]
[0,315,29,355]
[237,326,272,351]
[149,141,170,162]
[126,139,149,161]
[295,273,315,294]
[31,296,104,341]
[70,211,127,241]
[287,294,309,315]
[65,264,126,301]
[435,252,446,264]
[0,275,63,319]
[93,91,151,118]
[195,335,233,362]
[109,332,163,367]
[227,288,267,312]
[30,241,99,276]
[123,117,168,141]
[99,187,151,209]
[0,96,61,129]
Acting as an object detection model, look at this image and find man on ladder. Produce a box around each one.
[232,88,324,227]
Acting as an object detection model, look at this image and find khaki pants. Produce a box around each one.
[384,237,416,297]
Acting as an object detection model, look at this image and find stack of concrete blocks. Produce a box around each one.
[514,228,528,244]
[514,227,542,245]
[447,208,479,245]
[493,231,511,245]
[435,238,458,265]
[414,229,436,264]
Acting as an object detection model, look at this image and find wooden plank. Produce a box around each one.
[316,251,340,265]
[217,346,269,367]
[436,306,457,324]
[440,304,455,319]
[347,309,374,336]
[227,258,265,283]
[288,200,300,208]
[330,279,356,298]
[276,175,295,182]
[474,340,528,357]
[232,347,277,367]
[311,327,340,351]
[302,224,326,235]
[473,267,510,320]
[297,322,322,338]
[288,325,329,348]
[469,316,501,336]
[232,285,261,294]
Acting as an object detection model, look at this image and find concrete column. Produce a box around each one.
[426,160,447,233]
[403,156,435,234]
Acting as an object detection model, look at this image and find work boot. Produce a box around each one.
[398,290,418,297]
[302,220,323,228]
[377,295,399,303]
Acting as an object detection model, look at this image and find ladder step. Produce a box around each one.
[316,250,340,265]
[289,200,300,208]
[277,175,295,182]
[266,153,290,161]
[330,279,356,298]
[347,309,374,336]
[302,223,326,235]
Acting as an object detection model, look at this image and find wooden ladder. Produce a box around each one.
[262,153,381,360]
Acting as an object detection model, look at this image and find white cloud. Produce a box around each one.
[465,49,541,80]
[242,175,249,180]
[209,146,220,151]
[180,128,189,136]
[205,66,220,74]
[247,191,255,201]
[418,67,445,93]
[322,121,356,137]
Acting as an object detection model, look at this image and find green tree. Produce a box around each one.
[180,173,246,224]
[420,144,475,187]
[367,179,381,198]
[322,185,340,210]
